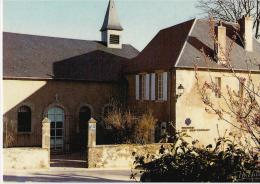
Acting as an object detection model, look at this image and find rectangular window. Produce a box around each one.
[215,77,221,98]
[109,34,120,44]
[140,74,146,100]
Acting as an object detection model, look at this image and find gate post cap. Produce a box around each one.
[88,118,97,124]
[42,117,51,124]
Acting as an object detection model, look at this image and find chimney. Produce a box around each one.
[215,21,226,64]
[238,16,253,52]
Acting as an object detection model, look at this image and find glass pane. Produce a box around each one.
[56,138,63,145]
[55,107,63,115]
[48,108,55,115]
[50,138,55,147]
[51,122,55,128]
[56,129,62,136]
[48,115,55,122]
[56,121,63,128]
[19,106,30,113]
[51,129,55,136]
[55,114,63,122]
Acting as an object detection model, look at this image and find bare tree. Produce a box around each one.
[195,19,260,149]
[197,0,260,39]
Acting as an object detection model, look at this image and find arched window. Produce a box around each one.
[79,106,91,129]
[47,107,64,152]
[18,106,31,132]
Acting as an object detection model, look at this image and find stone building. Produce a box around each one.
[3,0,138,152]
[126,18,260,145]
[3,0,260,152]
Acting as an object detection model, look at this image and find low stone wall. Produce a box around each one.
[88,143,171,168]
[4,147,49,170]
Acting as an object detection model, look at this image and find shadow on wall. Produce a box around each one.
[3,51,129,149]
[52,50,128,82]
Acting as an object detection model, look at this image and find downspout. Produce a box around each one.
[169,67,176,135]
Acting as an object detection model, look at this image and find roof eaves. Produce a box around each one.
[174,18,197,68]
[3,76,121,82]
[175,66,260,73]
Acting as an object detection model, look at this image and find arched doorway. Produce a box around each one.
[47,107,65,153]
[78,106,91,150]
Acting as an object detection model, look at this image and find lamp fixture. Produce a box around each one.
[176,84,184,100]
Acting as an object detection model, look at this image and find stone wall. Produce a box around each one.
[87,143,171,168]
[3,79,123,148]
[3,147,49,170]
[176,69,260,146]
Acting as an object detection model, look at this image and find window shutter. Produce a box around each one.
[135,75,139,100]
[145,74,150,100]
[163,72,168,101]
[151,73,155,100]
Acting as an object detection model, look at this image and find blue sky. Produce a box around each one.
[3,0,202,51]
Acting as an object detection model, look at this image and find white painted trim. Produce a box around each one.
[163,72,168,101]
[135,75,140,100]
[145,74,150,100]
[174,19,197,67]
[175,66,260,73]
[151,73,156,101]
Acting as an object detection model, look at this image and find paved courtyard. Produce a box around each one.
[4,168,137,182]
[3,152,140,182]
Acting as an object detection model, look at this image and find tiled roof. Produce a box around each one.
[3,32,139,81]
[125,19,260,73]
[177,19,260,71]
[125,19,195,73]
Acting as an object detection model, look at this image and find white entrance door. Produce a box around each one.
[47,107,64,152]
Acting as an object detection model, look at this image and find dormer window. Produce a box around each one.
[110,34,120,44]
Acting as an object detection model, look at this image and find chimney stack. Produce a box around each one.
[215,21,226,64]
[238,16,253,52]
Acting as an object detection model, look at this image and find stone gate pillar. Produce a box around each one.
[88,118,97,147]
[42,117,51,166]
[87,118,96,168]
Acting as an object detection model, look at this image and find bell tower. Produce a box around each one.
[100,0,123,49]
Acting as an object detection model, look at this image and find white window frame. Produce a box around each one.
[155,72,167,101]
[157,73,164,100]
[135,75,139,100]
[145,74,150,100]
[151,73,156,101]
[140,74,146,100]
[163,72,168,101]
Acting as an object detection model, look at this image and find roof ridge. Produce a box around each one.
[3,32,134,47]
[160,18,196,32]
[174,18,197,67]
[3,32,97,42]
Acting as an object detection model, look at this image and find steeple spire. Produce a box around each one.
[100,0,123,49]
[100,0,123,31]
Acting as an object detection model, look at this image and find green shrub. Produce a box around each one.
[132,132,259,182]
